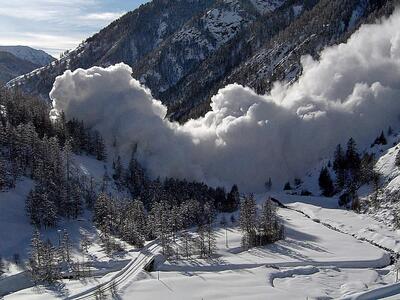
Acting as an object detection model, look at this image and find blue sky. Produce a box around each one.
[0,0,148,57]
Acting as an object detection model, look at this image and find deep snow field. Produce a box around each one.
[2,190,399,300]
[119,205,394,300]
[4,141,400,299]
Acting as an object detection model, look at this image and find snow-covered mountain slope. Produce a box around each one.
[363,138,400,229]
[249,0,286,14]
[6,0,215,98]
[0,46,54,66]
[0,51,41,83]
[280,127,400,252]
[9,0,395,124]
[132,0,269,97]
[166,0,396,121]
[0,154,105,260]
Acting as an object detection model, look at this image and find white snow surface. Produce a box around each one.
[203,6,245,46]
[0,179,34,259]
[116,205,392,300]
[6,203,390,299]
[1,157,399,299]
[276,193,400,254]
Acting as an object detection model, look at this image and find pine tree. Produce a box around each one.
[28,231,60,284]
[360,153,379,185]
[180,231,193,259]
[69,181,83,219]
[258,198,283,244]
[113,155,123,183]
[239,194,257,249]
[346,138,361,172]
[41,239,60,284]
[126,151,146,197]
[60,230,71,264]
[226,184,240,212]
[265,177,272,191]
[93,131,107,161]
[283,182,292,190]
[42,193,58,229]
[318,167,334,197]
[122,199,146,247]
[196,225,207,258]
[379,131,387,145]
[28,230,42,284]
[94,193,113,231]
[214,187,227,211]
[333,144,346,189]
[26,184,57,228]
[205,224,216,257]
[150,201,172,256]
[373,131,387,146]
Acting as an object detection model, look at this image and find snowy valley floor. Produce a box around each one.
[117,205,394,300]
[3,189,400,299]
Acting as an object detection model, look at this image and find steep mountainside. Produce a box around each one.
[132,0,287,96]
[8,0,396,121]
[0,46,54,66]
[165,0,396,121]
[7,0,215,97]
[0,51,41,83]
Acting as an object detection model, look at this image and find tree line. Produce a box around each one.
[0,87,106,227]
[27,230,92,284]
[239,195,284,249]
[318,133,388,209]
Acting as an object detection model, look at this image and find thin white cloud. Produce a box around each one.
[0,32,82,57]
[0,0,94,21]
[0,7,59,21]
[0,0,130,56]
[80,12,125,22]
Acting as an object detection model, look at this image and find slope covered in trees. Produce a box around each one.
[0,85,249,251]
[0,87,108,226]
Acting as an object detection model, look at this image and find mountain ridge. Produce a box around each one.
[7,0,396,122]
[0,46,54,66]
[0,51,41,84]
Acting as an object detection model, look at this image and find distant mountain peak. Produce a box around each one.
[0,51,41,84]
[0,46,54,67]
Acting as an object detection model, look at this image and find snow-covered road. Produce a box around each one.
[65,242,161,300]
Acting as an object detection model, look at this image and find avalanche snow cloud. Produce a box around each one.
[50,10,400,192]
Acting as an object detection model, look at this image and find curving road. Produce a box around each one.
[66,242,161,300]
